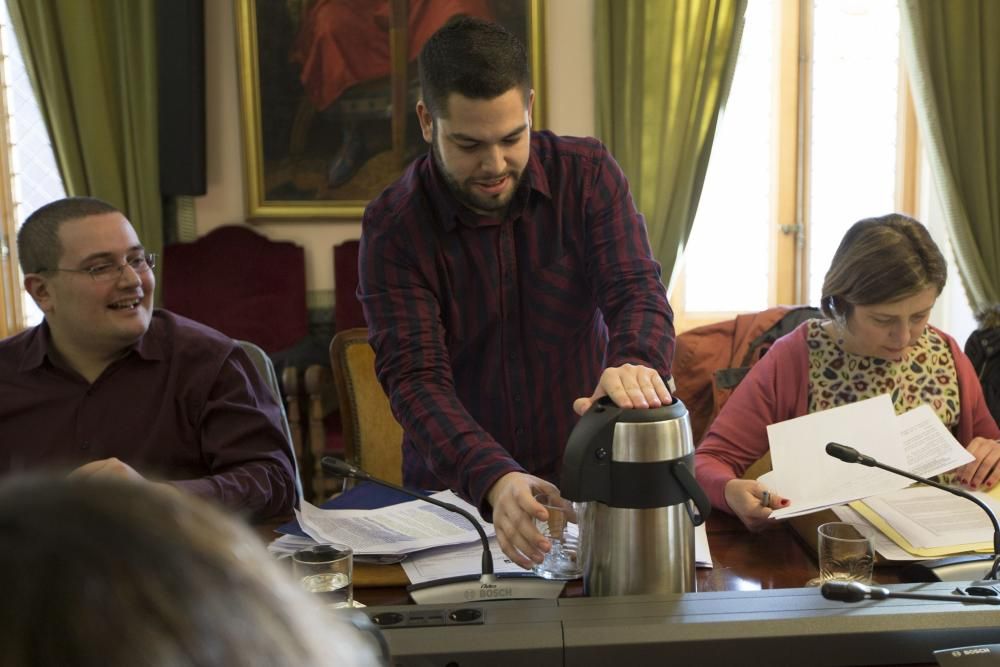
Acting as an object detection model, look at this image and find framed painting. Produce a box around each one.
[235,0,546,220]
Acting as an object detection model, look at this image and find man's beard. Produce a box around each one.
[431,129,521,216]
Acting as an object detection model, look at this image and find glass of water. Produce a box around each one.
[292,543,354,608]
[532,492,583,580]
[807,522,875,586]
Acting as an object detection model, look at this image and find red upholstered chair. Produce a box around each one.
[334,240,366,331]
[162,225,314,497]
[162,225,308,355]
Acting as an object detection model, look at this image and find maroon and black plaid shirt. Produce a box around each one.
[359,131,675,515]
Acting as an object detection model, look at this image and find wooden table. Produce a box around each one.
[256,510,906,607]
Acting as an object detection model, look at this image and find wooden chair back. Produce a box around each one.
[328,328,403,488]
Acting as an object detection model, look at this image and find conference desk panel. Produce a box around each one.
[366,586,1000,666]
[352,517,991,666]
[259,512,995,665]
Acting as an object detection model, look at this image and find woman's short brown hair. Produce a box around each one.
[820,213,947,322]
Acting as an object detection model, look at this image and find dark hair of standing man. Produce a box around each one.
[417,16,531,118]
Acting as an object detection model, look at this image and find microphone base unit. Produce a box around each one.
[954,576,1000,600]
[406,572,567,604]
[902,556,1000,600]
[822,580,1000,605]
[902,555,997,583]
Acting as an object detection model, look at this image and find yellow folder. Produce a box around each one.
[851,483,1000,557]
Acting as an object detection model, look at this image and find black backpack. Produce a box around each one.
[965,311,1000,425]
[713,306,822,392]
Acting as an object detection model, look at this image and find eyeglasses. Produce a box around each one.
[40,253,157,282]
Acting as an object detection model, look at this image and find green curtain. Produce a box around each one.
[595,0,746,286]
[8,0,162,259]
[900,1,1000,311]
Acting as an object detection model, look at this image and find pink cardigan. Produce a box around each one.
[694,322,1000,514]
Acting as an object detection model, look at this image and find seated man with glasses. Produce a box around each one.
[0,197,296,520]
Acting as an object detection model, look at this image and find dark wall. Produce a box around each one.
[157,0,206,196]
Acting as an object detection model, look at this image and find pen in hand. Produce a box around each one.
[761,490,770,508]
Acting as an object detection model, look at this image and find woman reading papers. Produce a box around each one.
[694,214,1000,531]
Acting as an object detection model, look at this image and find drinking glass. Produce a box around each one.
[532,492,583,580]
[292,543,354,608]
[807,522,875,586]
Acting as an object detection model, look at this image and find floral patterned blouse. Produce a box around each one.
[806,319,960,429]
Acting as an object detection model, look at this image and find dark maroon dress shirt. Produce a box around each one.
[359,131,675,515]
[0,310,296,520]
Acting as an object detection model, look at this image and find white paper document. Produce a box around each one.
[400,524,714,584]
[830,504,925,562]
[896,406,976,479]
[401,538,529,584]
[695,522,712,568]
[266,533,407,564]
[764,397,973,520]
[860,486,999,549]
[295,490,495,556]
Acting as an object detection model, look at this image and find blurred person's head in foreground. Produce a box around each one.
[0,474,386,667]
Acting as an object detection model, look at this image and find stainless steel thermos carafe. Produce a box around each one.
[560,397,710,596]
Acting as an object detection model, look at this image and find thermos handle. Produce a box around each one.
[560,396,622,503]
[671,461,712,527]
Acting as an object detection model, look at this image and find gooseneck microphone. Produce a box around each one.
[821,580,1000,605]
[320,457,566,604]
[825,442,1000,584]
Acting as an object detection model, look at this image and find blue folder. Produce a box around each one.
[278,481,426,538]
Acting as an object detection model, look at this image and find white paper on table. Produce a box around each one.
[830,504,925,562]
[266,534,407,564]
[401,538,528,584]
[295,490,495,556]
[896,404,974,478]
[766,397,974,520]
[860,486,999,549]
[766,395,909,518]
[694,523,712,568]
[267,533,319,557]
[400,524,713,584]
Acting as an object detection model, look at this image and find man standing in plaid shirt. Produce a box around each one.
[359,17,675,568]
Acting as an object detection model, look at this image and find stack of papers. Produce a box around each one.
[761,395,973,520]
[295,490,494,556]
[852,485,1000,557]
[267,534,405,564]
[755,393,1000,560]
[402,537,537,583]
[830,504,925,562]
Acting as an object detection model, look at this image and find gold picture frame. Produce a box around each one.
[235,0,546,220]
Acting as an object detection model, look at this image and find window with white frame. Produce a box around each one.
[672,0,919,333]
